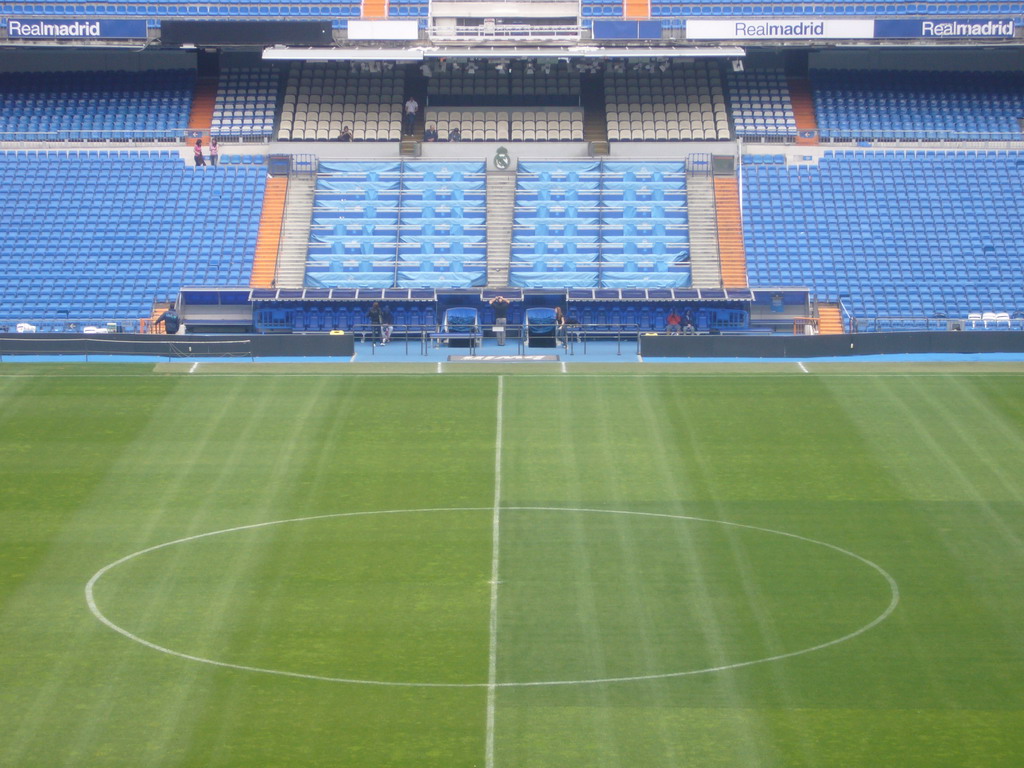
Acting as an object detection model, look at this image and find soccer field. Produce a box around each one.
[1,363,1023,767]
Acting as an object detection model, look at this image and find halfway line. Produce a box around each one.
[485,375,504,768]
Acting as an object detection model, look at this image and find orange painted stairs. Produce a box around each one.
[817,304,845,334]
[713,177,748,288]
[250,177,289,288]
[624,0,650,19]
[361,0,387,18]
[788,77,819,146]
[146,302,173,334]
[188,77,218,133]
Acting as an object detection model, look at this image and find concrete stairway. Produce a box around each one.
[485,169,517,288]
[581,72,610,155]
[685,174,722,289]
[273,174,317,289]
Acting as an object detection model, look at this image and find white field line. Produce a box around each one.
[437,361,443,374]
[798,362,808,373]
[85,506,899,689]
[486,375,504,768]
[189,362,199,374]
[561,361,567,374]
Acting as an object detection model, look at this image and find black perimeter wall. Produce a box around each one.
[0,333,354,358]
[640,331,1024,358]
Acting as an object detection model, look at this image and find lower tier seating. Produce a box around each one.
[0,150,266,325]
[742,150,1024,323]
[308,161,488,289]
[511,161,691,289]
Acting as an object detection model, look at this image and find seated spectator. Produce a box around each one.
[339,125,353,142]
[423,123,438,142]
[682,308,696,335]
[448,125,462,142]
[665,310,682,335]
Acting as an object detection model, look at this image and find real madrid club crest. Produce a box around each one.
[494,146,511,170]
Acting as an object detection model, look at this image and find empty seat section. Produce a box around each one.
[426,59,581,107]
[307,161,487,289]
[727,67,797,140]
[0,68,194,141]
[211,64,282,140]
[278,61,402,142]
[812,69,1024,142]
[741,149,1024,325]
[511,161,691,289]
[604,60,730,142]
[0,150,267,325]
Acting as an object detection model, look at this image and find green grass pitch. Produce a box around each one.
[1,363,1023,767]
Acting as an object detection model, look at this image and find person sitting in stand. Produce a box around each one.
[682,307,696,335]
[448,125,462,142]
[423,123,438,142]
[665,310,682,335]
[339,125,353,142]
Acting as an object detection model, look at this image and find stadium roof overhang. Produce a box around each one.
[261,46,745,61]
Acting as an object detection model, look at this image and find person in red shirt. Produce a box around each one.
[666,310,682,335]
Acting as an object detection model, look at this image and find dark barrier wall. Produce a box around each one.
[160,21,332,46]
[640,331,1024,358]
[0,333,354,358]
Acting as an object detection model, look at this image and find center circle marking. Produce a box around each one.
[86,507,900,688]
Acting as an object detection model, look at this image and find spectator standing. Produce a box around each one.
[157,304,180,335]
[489,295,510,346]
[403,96,419,136]
[381,305,394,345]
[209,138,218,167]
[193,139,205,167]
[367,301,384,345]
[554,306,566,347]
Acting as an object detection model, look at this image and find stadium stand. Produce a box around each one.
[4,0,1023,20]
[277,62,402,141]
[605,61,729,141]
[387,0,430,24]
[307,161,488,289]
[727,67,797,141]
[511,161,690,289]
[0,150,267,328]
[0,69,193,142]
[211,65,282,141]
[0,2,364,21]
[742,150,1024,327]
[619,2,1024,18]
[425,108,584,141]
[812,69,1024,142]
[426,60,581,107]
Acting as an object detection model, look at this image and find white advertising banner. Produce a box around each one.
[686,18,876,40]
[346,20,420,41]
